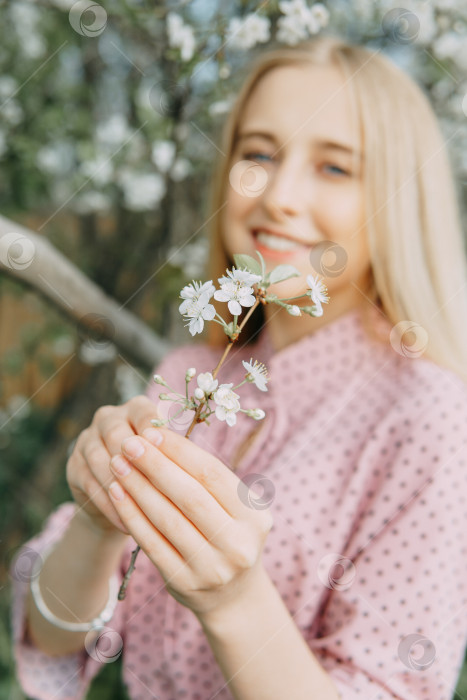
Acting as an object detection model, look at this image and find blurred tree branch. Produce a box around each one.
[0,215,170,369]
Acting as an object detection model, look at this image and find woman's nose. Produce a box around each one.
[261,159,310,219]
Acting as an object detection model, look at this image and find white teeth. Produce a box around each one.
[256,231,301,251]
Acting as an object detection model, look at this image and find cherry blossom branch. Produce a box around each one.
[118,255,329,600]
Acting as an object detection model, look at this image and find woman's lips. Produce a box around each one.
[251,229,312,260]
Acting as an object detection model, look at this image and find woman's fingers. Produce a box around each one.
[142,427,269,525]
[110,445,234,553]
[66,451,130,534]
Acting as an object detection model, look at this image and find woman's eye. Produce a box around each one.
[321,163,350,176]
[243,151,273,163]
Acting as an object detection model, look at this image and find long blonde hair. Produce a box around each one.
[205,35,467,383]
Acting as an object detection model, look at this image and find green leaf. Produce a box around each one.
[269,264,301,284]
[233,254,262,276]
[255,250,266,278]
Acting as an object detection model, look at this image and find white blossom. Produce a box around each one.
[185,367,196,380]
[151,140,176,173]
[213,383,241,427]
[96,115,132,148]
[214,268,261,316]
[2,100,23,125]
[179,280,216,307]
[242,359,269,392]
[179,281,216,336]
[118,170,166,211]
[166,12,196,62]
[194,387,205,400]
[72,191,111,215]
[226,13,271,50]
[170,157,192,182]
[277,0,328,45]
[80,156,114,186]
[0,76,18,100]
[306,273,329,316]
[197,371,219,395]
[37,141,74,176]
[208,99,233,117]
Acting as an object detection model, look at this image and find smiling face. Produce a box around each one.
[220,63,373,334]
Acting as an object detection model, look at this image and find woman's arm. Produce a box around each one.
[198,565,341,700]
[25,507,129,656]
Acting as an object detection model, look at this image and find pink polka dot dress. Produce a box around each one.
[10,307,467,699]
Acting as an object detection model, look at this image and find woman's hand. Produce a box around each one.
[106,426,274,618]
[66,396,161,537]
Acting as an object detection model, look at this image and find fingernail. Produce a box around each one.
[142,427,163,446]
[110,455,132,477]
[109,481,125,501]
[122,436,145,458]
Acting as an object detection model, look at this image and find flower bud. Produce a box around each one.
[150,418,168,427]
[194,387,205,400]
[247,408,266,420]
[153,374,168,387]
[288,305,301,317]
[158,393,170,400]
[185,367,196,381]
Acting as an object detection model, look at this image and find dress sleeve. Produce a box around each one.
[307,379,467,700]
[10,501,128,700]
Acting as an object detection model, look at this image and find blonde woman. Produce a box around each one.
[11,36,467,700]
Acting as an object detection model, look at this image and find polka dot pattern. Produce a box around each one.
[10,308,467,699]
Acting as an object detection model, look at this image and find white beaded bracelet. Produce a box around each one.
[30,543,120,633]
